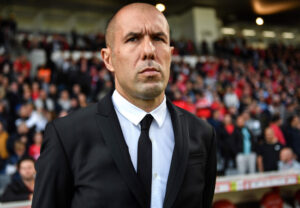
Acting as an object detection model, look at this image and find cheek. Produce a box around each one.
[158,47,172,63]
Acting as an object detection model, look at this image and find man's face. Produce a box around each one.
[102,7,173,101]
[19,160,36,181]
[265,128,274,143]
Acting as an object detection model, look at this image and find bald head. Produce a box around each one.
[105,3,169,48]
[280,147,294,163]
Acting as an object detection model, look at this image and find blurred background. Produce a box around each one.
[0,0,300,207]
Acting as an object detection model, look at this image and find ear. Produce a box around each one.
[170,46,174,55]
[101,47,115,72]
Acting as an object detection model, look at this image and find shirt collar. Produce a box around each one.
[112,90,167,128]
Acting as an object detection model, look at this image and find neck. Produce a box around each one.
[267,138,277,144]
[23,179,34,189]
[116,89,164,113]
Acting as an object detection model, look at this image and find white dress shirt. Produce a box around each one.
[112,90,175,208]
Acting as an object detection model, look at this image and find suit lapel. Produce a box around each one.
[95,93,148,208]
[163,99,189,208]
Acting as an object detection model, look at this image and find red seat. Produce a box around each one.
[260,191,283,208]
[213,199,236,208]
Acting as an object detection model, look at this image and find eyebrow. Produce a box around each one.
[123,31,168,41]
[151,32,168,39]
[123,32,141,41]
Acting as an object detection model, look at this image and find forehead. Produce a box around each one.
[115,9,169,36]
[20,160,34,168]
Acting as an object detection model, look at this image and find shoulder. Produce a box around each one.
[5,179,26,192]
[177,105,213,129]
[44,103,100,142]
[174,105,215,139]
[52,103,98,130]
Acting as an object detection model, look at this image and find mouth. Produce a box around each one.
[139,67,160,76]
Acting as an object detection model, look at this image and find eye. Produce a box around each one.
[126,37,138,42]
[153,36,166,42]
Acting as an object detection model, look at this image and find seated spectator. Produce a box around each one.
[57,89,71,112]
[78,93,88,108]
[1,157,35,202]
[25,103,47,132]
[223,86,239,109]
[5,140,27,175]
[195,90,211,119]
[278,147,300,171]
[13,55,31,78]
[257,127,283,172]
[15,103,47,134]
[34,89,55,112]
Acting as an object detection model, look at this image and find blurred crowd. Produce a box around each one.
[0,16,300,202]
[168,37,300,175]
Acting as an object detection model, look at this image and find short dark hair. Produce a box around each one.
[17,156,35,170]
[271,113,281,122]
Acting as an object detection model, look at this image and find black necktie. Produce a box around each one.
[137,114,153,198]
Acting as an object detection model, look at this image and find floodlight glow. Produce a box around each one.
[263,31,276,38]
[242,29,256,37]
[221,28,236,35]
[156,3,166,12]
[282,32,294,39]
[256,17,264,25]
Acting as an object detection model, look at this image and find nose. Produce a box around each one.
[142,36,155,60]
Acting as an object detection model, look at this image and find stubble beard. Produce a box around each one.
[134,76,166,100]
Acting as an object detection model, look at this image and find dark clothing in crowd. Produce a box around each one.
[1,179,32,202]
[284,126,300,161]
[218,124,239,170]
[235,127,256,154]
[257,142,283,172]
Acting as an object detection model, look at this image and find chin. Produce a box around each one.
[137,85,164,100]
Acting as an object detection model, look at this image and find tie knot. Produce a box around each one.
[140,114,153,132]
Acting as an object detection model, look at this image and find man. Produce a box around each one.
[1,157,35,202]
[278,147,300,171]
[257,127,283,172]
[235,115,256,174]
[32,3,216,208]
[283,115,300,161]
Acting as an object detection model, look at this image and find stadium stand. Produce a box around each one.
[0,2,300,207]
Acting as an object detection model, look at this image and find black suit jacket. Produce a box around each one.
[32,93,216,208]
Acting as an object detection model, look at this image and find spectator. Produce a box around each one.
[5,140,27,175]
[219,114,239,174]
[235,115,256,174]
[257,127,283,172]
[270,114,286,146]
[223,86,239,109]
[13,55,31,78]
[78,93,88,108]
[283,115,300,161]
[0,121,9,173]
[15,103,47,132]
[28,132,42,161]
[34,89,55,112]
[1,156,35,202]
[57,89,71,112]
[243,111,262,142]
[278,147,300,171]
